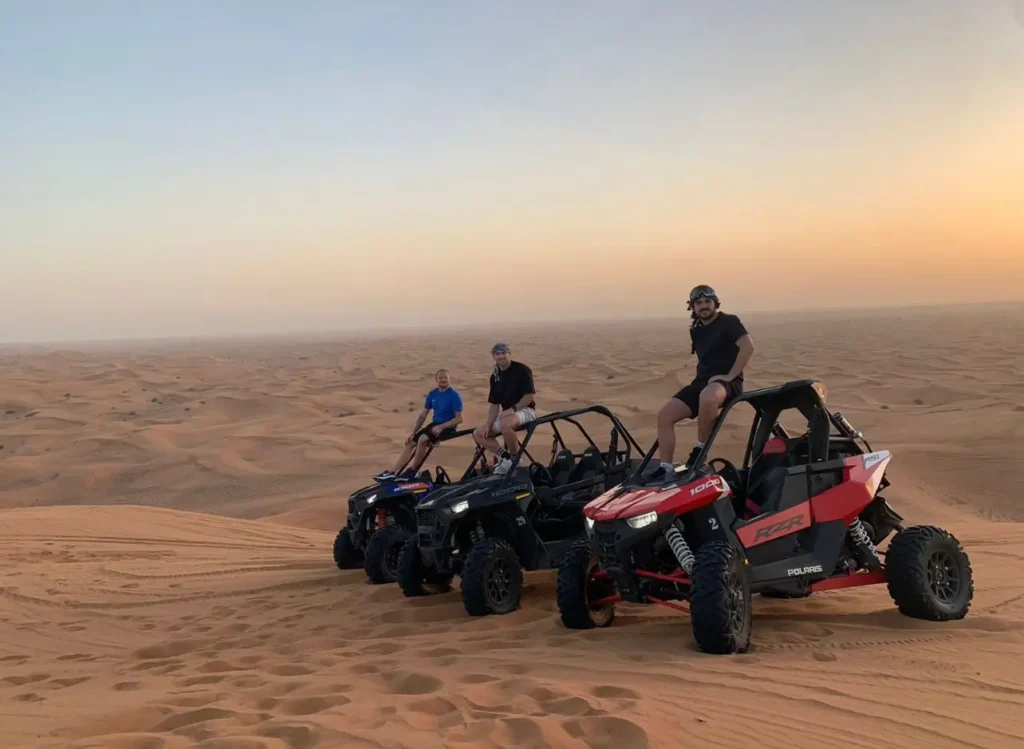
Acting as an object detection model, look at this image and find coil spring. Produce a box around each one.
[849,518,874,549]
[472,524,485,545]
[848,518,881,568]
[664,521,695,574]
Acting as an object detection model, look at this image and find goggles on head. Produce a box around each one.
[689,285,717,303]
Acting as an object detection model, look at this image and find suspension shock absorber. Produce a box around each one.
[848,518,881,570]
[663,520,695,574]
[471,523,486,546]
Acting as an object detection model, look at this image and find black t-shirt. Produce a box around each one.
[488,360,536,410]
[691,313,748,382]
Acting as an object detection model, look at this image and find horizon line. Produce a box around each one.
[2,298,1022,350]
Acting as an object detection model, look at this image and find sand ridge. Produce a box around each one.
[2,304,1024,748]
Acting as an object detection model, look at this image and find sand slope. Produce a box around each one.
[2,304,1024,748]
[2,505,1023,749]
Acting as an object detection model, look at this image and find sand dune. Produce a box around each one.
[2,303,1024,748]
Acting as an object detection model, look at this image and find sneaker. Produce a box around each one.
[683,446,702,468]
[373,470,396,482]
[493,458,513,475]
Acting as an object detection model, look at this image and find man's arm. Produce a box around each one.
[717,334,755,382]
[515,392,535,409]
[432,410,463,432]
[410,407,430,436]
[515,365,536,409]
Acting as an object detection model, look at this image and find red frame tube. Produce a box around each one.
[809,568,887,592]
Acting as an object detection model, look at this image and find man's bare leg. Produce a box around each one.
[498,413,521,456]
[697,384,728,444]
[473,425,503,456]
[389,441,417,475]
[657,398,693,464]
[406,434,434,474]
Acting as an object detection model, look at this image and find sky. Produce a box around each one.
[2,0,1023,342]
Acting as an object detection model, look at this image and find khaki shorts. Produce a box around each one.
[491,407,536,434]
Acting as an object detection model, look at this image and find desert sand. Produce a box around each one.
[2,303,1024,749]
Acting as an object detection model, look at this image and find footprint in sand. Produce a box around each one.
[180,675,227,687]
[57,653,98,662]
[496,717,544,746]
[153,707,237,732]
[347,663,379,676]
[460,673,500,685]
[167,692,223,708]
[50,676,92,689]
[384,671,443,695]
[258,723,320,749]
[195,738,269,749]
[114,681,144,691]
[563,716,650,749]
[4,672,50,686]
[277,694,352,716]
[198,659,243,674]
[591,685,640,700]
[232,675,267,689]
[409,696,459,717]
[267,664,313,677]
[133,639,209,660]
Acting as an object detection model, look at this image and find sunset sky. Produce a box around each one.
[3,1,1023,342]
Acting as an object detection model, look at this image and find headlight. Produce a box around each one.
[449,500,469,516]
[365,493,377,505]
[626,511,658,529]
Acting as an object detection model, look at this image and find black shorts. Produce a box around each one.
[672,377,743,417]
[414,422,457,444]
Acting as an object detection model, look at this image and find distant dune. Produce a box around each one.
[2,304,1023,748]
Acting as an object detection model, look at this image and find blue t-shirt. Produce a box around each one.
[424,387,463,425]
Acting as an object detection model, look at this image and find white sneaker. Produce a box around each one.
[493,458,513,475]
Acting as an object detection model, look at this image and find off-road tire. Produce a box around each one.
[397,535,453,597]
[333,528,362,570]
[690,541,752,654]
[364,523,411,584]
[885,525,973,621]
[557,539,616,629]
[461,537,523,616]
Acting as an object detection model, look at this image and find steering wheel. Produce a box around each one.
[434,466,451,485]
[708,457,741,495]
[530,461,555,487]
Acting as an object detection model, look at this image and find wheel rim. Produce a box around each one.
[385,539,404,577]
[927,550,960,603]
[726,567,746,633]
[486,557,511,605]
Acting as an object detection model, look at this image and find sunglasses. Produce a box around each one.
[689,285,716,302]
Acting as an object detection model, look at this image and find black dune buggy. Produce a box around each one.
[397,405,647,616]
[333,427,492,584]
[557,379,974,654]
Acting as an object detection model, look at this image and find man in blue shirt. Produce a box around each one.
[375,368,464,480]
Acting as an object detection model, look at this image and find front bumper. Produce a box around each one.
[415,506,457,572]
[589,514,677,603]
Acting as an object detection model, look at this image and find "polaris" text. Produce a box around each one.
[787,564,823,577]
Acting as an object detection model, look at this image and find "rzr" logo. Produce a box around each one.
[752,514,805,542]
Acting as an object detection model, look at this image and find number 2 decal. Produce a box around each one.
[708,517,720,530]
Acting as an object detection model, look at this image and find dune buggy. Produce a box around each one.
[333,427,491,584]
[557,379,974,654]
[397,405,647,616]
